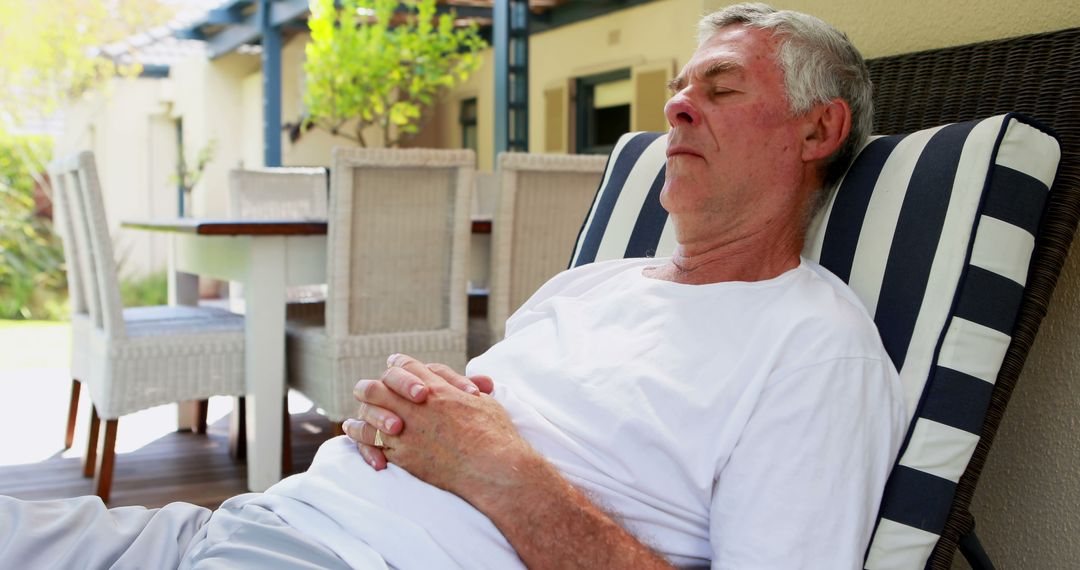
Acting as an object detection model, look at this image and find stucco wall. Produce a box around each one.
[527,0,703,153]
[171,51,260,217]
[58,78,177,277]
[426,46,495,172]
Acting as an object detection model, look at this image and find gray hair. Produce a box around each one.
[699,3,873,193]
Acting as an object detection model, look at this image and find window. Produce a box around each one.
[575,69,631,155]
[460,97,478,152]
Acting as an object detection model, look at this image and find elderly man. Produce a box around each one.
[0,4,905,568]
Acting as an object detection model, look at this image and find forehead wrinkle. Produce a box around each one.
[668,58,745,92]
[702,60,743,80]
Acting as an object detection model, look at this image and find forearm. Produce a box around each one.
[470,451,674,570]
[351,357,672,568]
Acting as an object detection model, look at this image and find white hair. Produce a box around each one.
[699,3,873,191]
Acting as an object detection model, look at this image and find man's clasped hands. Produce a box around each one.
[343,354,535,511]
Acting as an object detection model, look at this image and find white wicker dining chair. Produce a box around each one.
[47,160,92,455]
[486,152,608,343]
[60,151,247,502]
[286,148,474,423]
[227,167,329,220]
[227,167,329,314]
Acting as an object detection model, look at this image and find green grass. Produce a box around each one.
[0,320,70,371]
[119,271,168,307]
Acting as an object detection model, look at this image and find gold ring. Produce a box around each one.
[373,429,385,448]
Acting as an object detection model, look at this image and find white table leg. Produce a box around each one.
[167,238,199,306]
[170,234,201,429]
[243,236,287,491]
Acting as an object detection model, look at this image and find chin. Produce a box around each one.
[658,184,683,215]
[659,182,675,210]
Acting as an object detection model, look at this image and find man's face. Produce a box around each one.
[662,25,809,235]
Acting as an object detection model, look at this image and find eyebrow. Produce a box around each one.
[667,60,745,92]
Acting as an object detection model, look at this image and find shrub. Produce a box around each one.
[298,0,486,147]
[0,132,65,320]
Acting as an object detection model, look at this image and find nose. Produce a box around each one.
[664,90,700,127]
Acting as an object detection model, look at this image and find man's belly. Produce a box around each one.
[264,437,525,570]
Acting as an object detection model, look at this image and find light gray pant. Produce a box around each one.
[0,494,353,569]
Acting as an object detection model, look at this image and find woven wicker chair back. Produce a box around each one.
[326,148,473,338]
[227,167,329,220]
[488,152,607,341]
[865,28,1080,568]
[55,152,126,338]
[47,161,89,318]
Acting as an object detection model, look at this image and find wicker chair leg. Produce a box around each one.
[64,379,80,450]
[282,396,293,476]
[959,523,996,570]
[83,406,100,478]
[193,399,209,434]
[93,419,118,503]
[229,396,247,460]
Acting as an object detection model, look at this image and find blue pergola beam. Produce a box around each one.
[200,0,310,59]
[494,0,509,159]
[205,5,247,25]
[192,0,490,58]
[494,0,529,161]
[259,0,283,166]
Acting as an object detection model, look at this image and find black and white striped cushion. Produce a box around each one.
[569,114,1061,569]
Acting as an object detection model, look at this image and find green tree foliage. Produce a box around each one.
[0,0,174,131]
[0,0,175,319]
[301,0,486,147]
[0,133,64,319]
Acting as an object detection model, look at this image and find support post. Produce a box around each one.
[494,0,530,165]
[494,0,509,163]
[259,0,283,167]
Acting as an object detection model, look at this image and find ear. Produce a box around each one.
[800,98,852,163]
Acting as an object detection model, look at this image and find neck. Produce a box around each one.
[648,214,805,285]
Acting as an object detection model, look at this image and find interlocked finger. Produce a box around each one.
[351,381,403,434]
[386,353,450,391]
[380,365,429,402]
[343,419,392,449]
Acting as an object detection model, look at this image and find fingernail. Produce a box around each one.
[409,384,424,399]
[465,384,479,395]
[384,417,398,432]
[387,353,400,367]
[341,420,354,433]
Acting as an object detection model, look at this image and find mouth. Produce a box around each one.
[666,145,704,159]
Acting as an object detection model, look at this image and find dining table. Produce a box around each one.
[122,218,328,492]
[122,216,494,492]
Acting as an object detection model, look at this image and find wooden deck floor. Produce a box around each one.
[0,405,337,510]
[0,316,493,510]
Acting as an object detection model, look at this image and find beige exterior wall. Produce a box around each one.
[280,33,354,167]
[427,45,495,172]
[58,78,178,278]
[528,0,703,153]
[170,51,261,218]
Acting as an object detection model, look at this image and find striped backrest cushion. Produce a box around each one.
[569,114,1061,568]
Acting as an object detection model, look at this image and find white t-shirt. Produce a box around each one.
[263,257,908,569]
